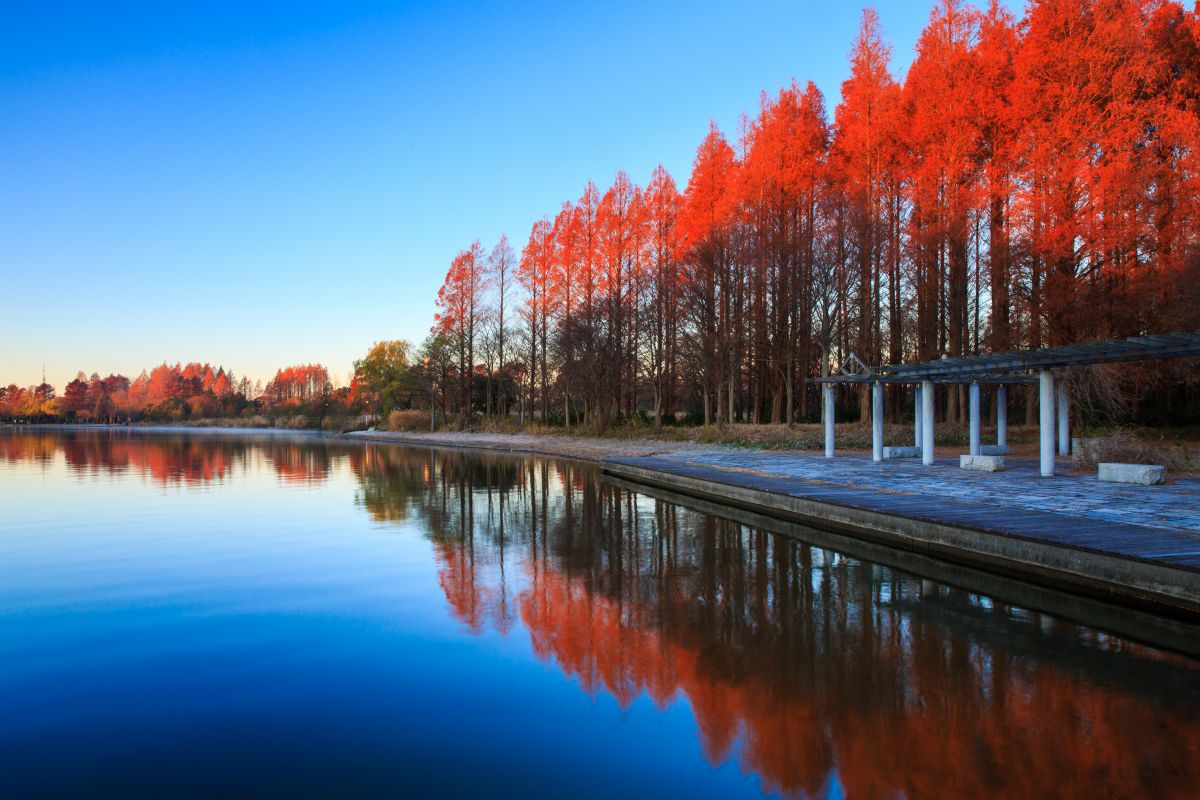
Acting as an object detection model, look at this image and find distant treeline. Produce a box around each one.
[0,362,353,425]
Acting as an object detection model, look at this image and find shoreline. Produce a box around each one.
[9,424,1200,633]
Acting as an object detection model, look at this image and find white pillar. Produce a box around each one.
[872,382,884,462]
[1039,370,1055,477]
[921,380,935,466]
[969,382,981,456]
[914,384,922,447]
[996,385,1007,447]
[1057,378,1070,456]
[824,384,835,458]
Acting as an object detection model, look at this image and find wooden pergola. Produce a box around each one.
[815,331,1200,476]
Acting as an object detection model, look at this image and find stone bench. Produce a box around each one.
[978,444,1009,456]
[1098,463,1165,486]
[883,446,921,460]
[960,454,1006,472]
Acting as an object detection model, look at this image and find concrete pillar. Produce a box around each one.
[872,382,884,463]
[921,380,935,466]
[1057,378,1070,456]
[996,385,1007,447]
[824,384,835,458]
[1039,370,1055,477]
[914,384,922,447]
[969,382,981,456]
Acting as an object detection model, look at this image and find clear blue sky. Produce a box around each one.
[1,1,939,388]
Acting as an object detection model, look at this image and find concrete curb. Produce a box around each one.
[601,460,1200,621]
[604,474,1200,657]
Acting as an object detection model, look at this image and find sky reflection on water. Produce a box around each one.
[1,429,1198,798]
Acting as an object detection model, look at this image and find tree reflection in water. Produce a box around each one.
[353,444,1200,799]
[5,431,1198,796]
[1,429,344,487]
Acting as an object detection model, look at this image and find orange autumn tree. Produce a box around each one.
[833,9,903,420]
[678,123,740,425]
[548,202,579,426]
[566,182,603,423]
[1144,1,1200,331]
[483,235,517,418]
[425,0,1200,430]
[643,164,683,425]
[975,0,1021,354]
[434,240,487,417]
[263,364,330,407]
[902,0,983,422]
[741,80,830,423]
[596,170,644,423]
[518,217,555,421]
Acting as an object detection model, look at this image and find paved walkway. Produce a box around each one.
[652,449,1200,532]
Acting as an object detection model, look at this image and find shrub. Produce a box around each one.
[320,415,359,432]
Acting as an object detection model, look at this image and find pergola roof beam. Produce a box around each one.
[814,331,1200,383]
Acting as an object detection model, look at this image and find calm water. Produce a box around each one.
[2,430,1199,798]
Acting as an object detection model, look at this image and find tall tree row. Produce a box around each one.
[431,0,1200,427]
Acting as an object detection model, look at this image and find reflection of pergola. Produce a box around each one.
[815,332,1200,477]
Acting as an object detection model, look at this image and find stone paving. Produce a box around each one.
[649,449,1200,535]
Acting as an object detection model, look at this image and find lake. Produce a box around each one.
[1,428,1198,798]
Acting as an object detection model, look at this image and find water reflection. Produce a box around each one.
[0,429,341,487]
[350,444,1200,798]
[4,430,1200,797]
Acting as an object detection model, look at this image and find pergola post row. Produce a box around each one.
[821,374,1063,474]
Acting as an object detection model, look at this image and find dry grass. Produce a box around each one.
[1072,429,1194,474]
[387,409,432,432]
[320,415,361,432]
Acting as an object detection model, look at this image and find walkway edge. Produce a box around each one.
[601,460,1200,620]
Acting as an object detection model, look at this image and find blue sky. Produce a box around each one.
[1,1,940,388]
